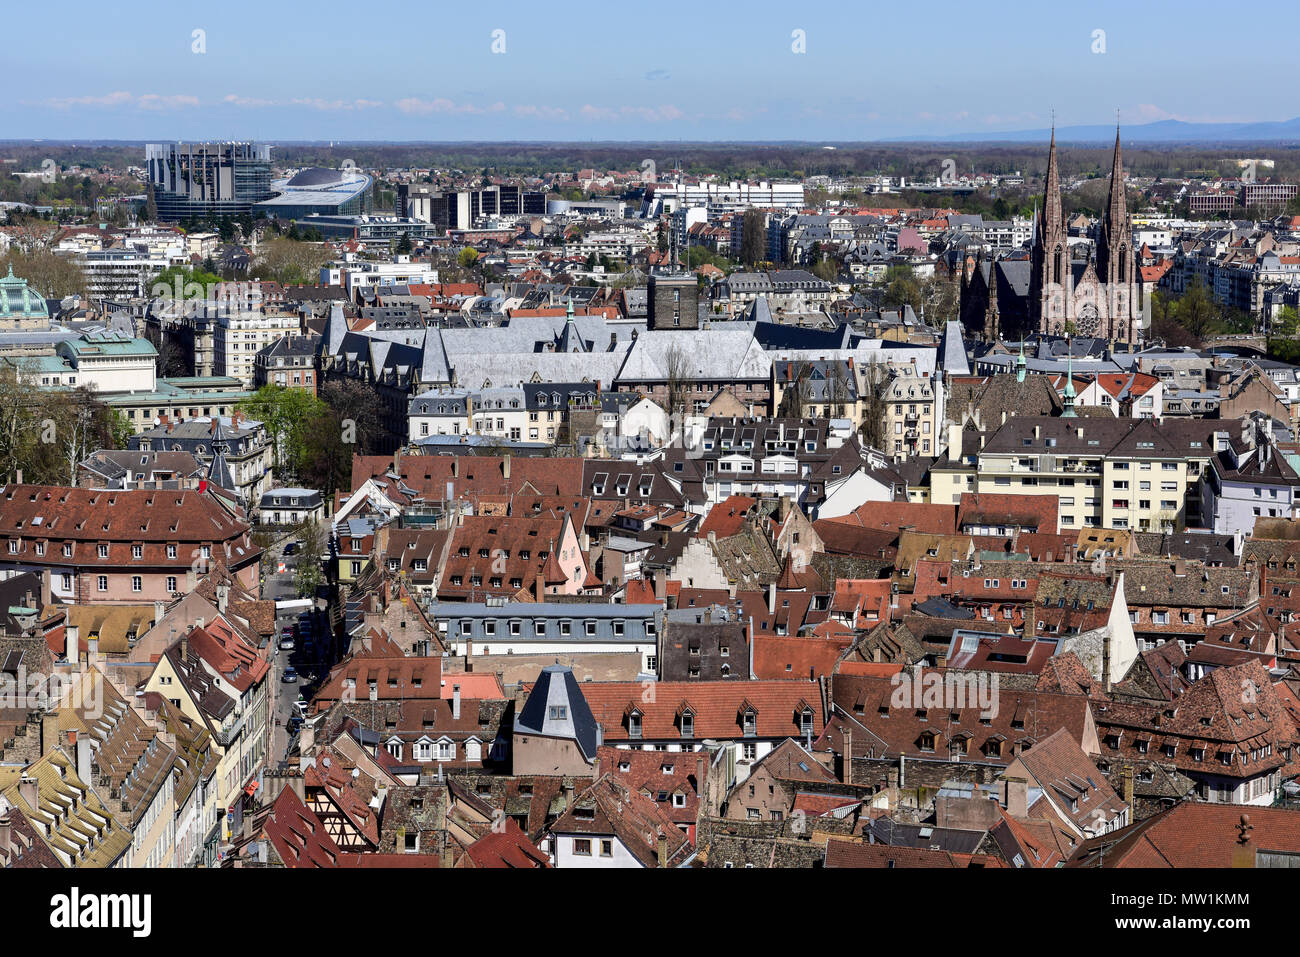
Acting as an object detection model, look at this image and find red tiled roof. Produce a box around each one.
[752,636,851,681]
[465,817,551,868]
[697,496,758,540]
[825,839,1004,868]
[1070,801,1300,867]
[582,679,823,742]
[958,492,1059,535]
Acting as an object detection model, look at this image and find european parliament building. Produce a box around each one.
[145,142,274,221]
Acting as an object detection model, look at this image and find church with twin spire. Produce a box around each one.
[961,125,1148,345]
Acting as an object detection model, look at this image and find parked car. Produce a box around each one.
[283,542,298,556]
[281,666,298,683]
[279,636,295,651]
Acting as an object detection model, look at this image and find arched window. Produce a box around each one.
[1118,246,1128,282]
[1053,245,1063,280]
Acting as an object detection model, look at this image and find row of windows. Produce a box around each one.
[451,618,650,638]
[10,541,205,561]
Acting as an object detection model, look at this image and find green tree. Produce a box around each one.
[812,257,838,283]
[107,409,134,450]
[1173,278,1219,340]
[1273,306,1300,338]
[296,408,354,505]
[238,385,327,478]
[458,247,480,269]
[882,265,922,312]
[293,519,328,598]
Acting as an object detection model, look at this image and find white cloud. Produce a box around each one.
[290,97,384,111]
[579,104,685,123]
[514,104,569,120]
[46,91,196,110]
[396,97,503,115]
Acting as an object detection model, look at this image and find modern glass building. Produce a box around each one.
[145,142,274,221]
[253,167,373,220]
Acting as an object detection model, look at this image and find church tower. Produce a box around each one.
[1095,126,1136,340]
[1029,123,1143,344]
[1030,126,1070,334]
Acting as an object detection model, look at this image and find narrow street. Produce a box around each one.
[261,538,313,767]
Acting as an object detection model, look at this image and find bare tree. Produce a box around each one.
[826,361,853,420]
[857,360,888,452]
[664,343,692,420]
[777,360,812,418]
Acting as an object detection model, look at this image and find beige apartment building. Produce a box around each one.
[883,365,942,460]
[214,309,302,387]
[932,417,1216,531]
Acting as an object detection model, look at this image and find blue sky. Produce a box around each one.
[6,0,1298,141]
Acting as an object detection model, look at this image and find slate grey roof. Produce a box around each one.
[514,664,601,759]
[617,329,770,381]
[939,320,970,376]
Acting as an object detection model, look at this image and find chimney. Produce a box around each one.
[653,569,666,601]
[18,774,36,811]
[216,583,229,613]
[534,572,545,602]
[947,421,962,461]
[452,684,461,720]
[562,778,575,811]
[1122,764,1135,808]
[15,468,21,485]
[298,721,316,769]
[40,570,53,610]
[66,624,79,665]
[767,581,777,614]
[502,454,511,480]
[1004,776,1028,818]
[87,636,99,672]
[656,831,668,868]
[0,812,10,859]
[842,727,853,785]
[179,632,189,662]
[73,731,92,784]
[41,713,60,756]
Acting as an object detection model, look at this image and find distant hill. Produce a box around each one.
[891,117,1300,145]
